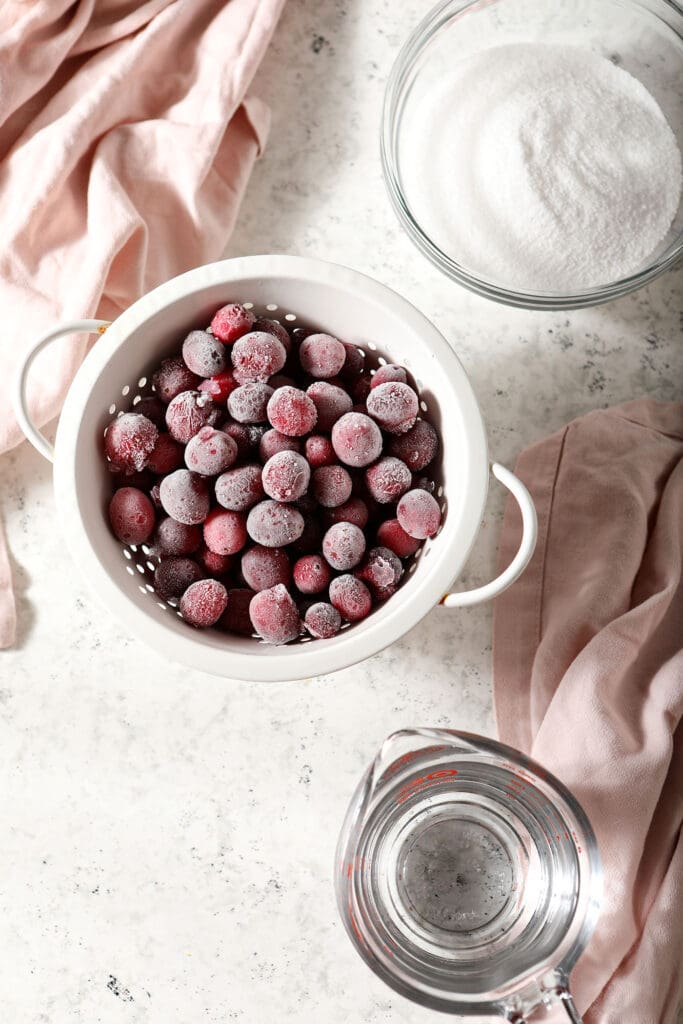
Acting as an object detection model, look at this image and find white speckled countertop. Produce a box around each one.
[1,2,681,1021]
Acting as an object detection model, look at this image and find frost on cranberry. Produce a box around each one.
[198,369,239,403]
[365,457,412,504]
[299,333,346,379]
[259,429,301,462]
[196,544,233,577]
[331,412,382,468]
[306,381,352,431]
[322,522,366,571]
[252,317,291,353]
[154,557,203,601]
[247,500,304,547]
[355,546,403,599]
[305,602,342,639]
[227,383,273,424]
[109,487,155,545]
[105,412,159,473]
[371,364,408,388]
[389,419,438,472]
[182,330,227,378]
[210,302,255,344]
[154,517,202,557]
[159,469,210,525]
[292,553,332,595]
[249,584,301,645]
[397,489,442,539]
[153,357,200,403]
[267,387,317,436]
[311,464,352,508]
[304,435,335,468]
[376,518,420,558]
[147,432,184,475]
[165,390,218,443]
[231,331,286,383]
[184,426,237,476]
[241,545,291,592]
[323,497,369,530]
[133,396,166,428]
[262,451,310,502]
[366,381,418,435]
[329,574,372,622]
[203,507,247,555]
[219,588,257,635]
[215,464,265,512]
[180,579,228,627]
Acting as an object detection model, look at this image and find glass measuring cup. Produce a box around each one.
[335,730,602,1021]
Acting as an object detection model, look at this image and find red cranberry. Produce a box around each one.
[180,579,228,627]
[210,303,255,344]
[109,487,155,545]
[203,507,248,555]
[396,489,442,539]
[331,412,382,468]
[159,469,210,525]
[329,575,372,622]
[241,545,291,592]
[292,554,332,595]
[376,518,421,557]
[153,357,200,403]
[104,413,159,474]
[304,602,342,639]
[249,585,301,645]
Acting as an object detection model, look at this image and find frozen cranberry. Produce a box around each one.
[154,517,202,556]
[247,500,304,547]
[249,584,301,645]
[108,487,155,544]
[182,330,227,377]
[376,518,421,557]
[331,412,382,468]
[198,369,239,403]
[329,574,372,622]
[196,544,233,576]
[231,331,286,383]
[371,364,407,388]
[306,381,352,431]
[184,426,238,476]
[227,383,273,424]
[219,588,257,635]
[153,357,200,403]
[203,507,247,555]
[154,557,203,601]
[389,420,438,472]
[323,498,369,529]
[104,412,159,473]
[210,303,255,344]
[159,469,210,525]
[365,456,412,504]
[311,464,352,508]
[304,602,342,639]
[304,435,335,468]
[322,522,366,571]
[147,432,184,474]
[180,579,228,627]
[241,545,291,592]
[396,489,442,539]
[340,342,365,380]
[166,390,218,443]
[298,333,346,379]
[259,429,301,462]
[366,382,418,435]
[355,546,403,599]
[215,464,265,512]
[292,554,332,595]
[262,451,310,502]
[133,396,166,428]
[351,374,372,404]
[252,317,291,353]
[267,387,317,436]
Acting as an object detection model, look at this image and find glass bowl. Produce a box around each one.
[381,0,683,310]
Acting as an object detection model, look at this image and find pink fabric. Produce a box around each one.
[494,399,683,1023]
[0,0,285,647]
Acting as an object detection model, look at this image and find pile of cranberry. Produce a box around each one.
[105,303,442,645]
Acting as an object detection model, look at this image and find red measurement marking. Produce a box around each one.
[395,768,458,804]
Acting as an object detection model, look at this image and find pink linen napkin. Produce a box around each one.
[0,0,286,647]
[493,399,683,1023]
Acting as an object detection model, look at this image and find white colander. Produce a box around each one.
[14,256,536,682]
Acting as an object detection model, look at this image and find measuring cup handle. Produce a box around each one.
[12,319,111,463]
[441,462,537,607]
[505,982,584,1023]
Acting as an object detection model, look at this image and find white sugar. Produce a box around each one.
[403,44,682,292]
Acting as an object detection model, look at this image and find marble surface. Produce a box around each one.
[1,1,681,1021]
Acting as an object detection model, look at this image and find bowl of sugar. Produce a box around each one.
[382,0,683,309]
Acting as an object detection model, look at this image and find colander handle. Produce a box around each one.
[441,463,537,607]
[13,319,111,463]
